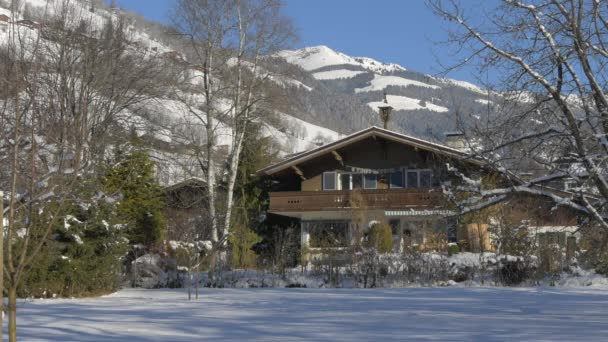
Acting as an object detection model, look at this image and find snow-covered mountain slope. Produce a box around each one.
[312,69,365,80]
[277,45,405,74]
[355,74,439,93]
[1,0,345,187]
[273,45,512,141]
[263,113,343,153]
[368,95,448,113]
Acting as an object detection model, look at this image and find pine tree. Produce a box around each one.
[103,149,166,247]
[229,125,286,267]
[18,177,128,298]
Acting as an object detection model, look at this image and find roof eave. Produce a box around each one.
[256,126,484,176]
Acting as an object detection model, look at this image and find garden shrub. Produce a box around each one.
[366,224,393,253]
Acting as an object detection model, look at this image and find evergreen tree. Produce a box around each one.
[229,124,292,267]
[103,149,166,247]
[18,177,128,298]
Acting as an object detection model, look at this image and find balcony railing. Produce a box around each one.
[269,188,445,212]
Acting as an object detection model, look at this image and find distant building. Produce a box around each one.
[163,178,213,242]
[16,19,41,30]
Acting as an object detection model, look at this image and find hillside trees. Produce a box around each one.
[172,0,295,274]
[428,1,608,235]
[0,1,177,340]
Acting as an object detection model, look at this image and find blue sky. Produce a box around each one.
[112,0,479,83]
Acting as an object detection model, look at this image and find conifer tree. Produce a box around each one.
[103,149,166,247]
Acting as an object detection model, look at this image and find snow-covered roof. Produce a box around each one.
[257,126,484,176]
[163,177,207,192]
[385,210,456,217]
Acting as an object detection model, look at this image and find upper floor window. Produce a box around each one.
[406,169,433,188]
[322,169,432,191]
[407,170,419,188]
[363,174,377,189]
[323,172,337,190]
[420,170,432,188]
[390,170,404,188]
[564,180,577,192]
[352,174,363,189]
[340,174,351,191]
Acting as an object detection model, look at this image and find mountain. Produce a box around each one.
[271,45,499,142]
[0,0,349,186]
[2,0,508,187]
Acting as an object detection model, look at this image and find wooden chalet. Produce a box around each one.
[258,125,579,255]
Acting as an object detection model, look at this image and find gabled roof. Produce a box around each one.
[257,126,483,176]
[164,177,207,192]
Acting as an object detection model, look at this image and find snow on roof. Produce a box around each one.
[386,210,456,217]
[164,177,207,192]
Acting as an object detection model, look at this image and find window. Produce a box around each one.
[407,171,419,188]
[323,172,337,190]
[390,170,404,188]
[389,219,401,235]
[363,174,377,189]
[406,169,433,188]
[340,174,351,190]
[420,170,432,188]
[564,180,577,191]
[352,174,363,189]
[308,221,350,248]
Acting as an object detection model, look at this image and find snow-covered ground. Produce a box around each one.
[355,74,440,93]
[313,69,365,80]
[368,95,449,113]
[278,45,405,73]
[10,287,608,341]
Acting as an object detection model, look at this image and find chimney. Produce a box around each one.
[444,131,466,150]
[377,92,393,130]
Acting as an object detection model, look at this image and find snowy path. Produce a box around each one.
[8,287,608,341]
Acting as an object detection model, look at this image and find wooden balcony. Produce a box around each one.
[269,188,445,212]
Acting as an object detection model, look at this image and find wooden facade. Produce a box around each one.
[258,126,579,254]
[163,178,212,241]
[269,188,444,212]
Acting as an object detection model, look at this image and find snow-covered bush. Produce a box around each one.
[131,253,183,288]
[494,256,536,286]
[19,183,128,298]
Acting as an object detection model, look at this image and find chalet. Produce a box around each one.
[16,19,42,30]
[259,126,478,252]
[258,125,580,256]
[0,14,10,32]
[163,177,213,242]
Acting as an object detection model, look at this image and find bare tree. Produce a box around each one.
[0,1,174,340]
[428,0,608,230]
[172,0,295,276]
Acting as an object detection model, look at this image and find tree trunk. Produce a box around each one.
[187,269,191,301]
[207,248,218,286]
[8,286,17,342]
[0,190,3,339]
[195,253,199,300]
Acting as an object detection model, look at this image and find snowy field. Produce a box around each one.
[8,287,608,341]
